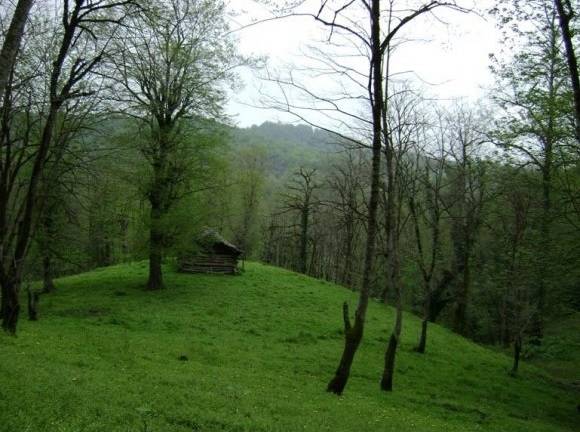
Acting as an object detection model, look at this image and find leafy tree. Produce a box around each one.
[108,0,242,290]
[232,144,269,258]
[490,0,575,334]
[0,0,137,334]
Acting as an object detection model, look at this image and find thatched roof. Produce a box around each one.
[196,228,242,256]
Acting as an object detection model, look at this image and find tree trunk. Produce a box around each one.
[381,305,402,391]
[0,0,35,99]
[327,302,364,395]
[554,0,580,143]
[147,247,163,290]
[454,251,471,335]
[381,333,398,391]
[1,278,20,334]
[326,0,383,396]
[146,123,171,291]
[42,253,55,294]
[451,139,473,336]
[429,270,455,323]
[299,206,309,274]
[40,211,56,293]
[0,1,85,335]
[380,74,402,391]
[0,106,58,334]
[510,335,522,376]
[147,205,164,290]
[327,165,380,394]
[146,138,167,292]
[534,163,552,337]
[416,319,428,354]
[27,287,38,321]
[342,212,355,288]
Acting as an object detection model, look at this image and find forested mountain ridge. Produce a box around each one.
[228,121,335,174]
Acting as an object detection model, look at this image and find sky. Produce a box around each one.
[225,0,500,128]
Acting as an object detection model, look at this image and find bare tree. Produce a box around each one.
[326,149,367,288]
[378,83,444,388]
[407,121,450,353]
[36,101,101,294]
[279,167,320,274]
[263,0,470,395]
[442,106,486,336]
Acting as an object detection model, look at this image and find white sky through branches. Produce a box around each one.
[227,0,499,127]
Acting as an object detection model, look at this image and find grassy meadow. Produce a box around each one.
[0,262,577,432]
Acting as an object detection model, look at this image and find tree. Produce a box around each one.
[0,0,35,99]
[316,0,384,395]
[441,107,486,336]
[0,0,136,334]
[279,167,320,273]
[490,0,574,335]
[264,0,469,395]
[35,93,105,293]
[407,123,450,354]
[233,144,268,257]
[499,172,536,376]
[326,149,367,288]
[379,86,424,390]
[108,0,241,290]
[554,0,580,143]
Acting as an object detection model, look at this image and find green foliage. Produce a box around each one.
[228,122,331,176]
[0,263,576,431]
[225,144,269,258]
[527,311,580,383]
[490,0,575,163]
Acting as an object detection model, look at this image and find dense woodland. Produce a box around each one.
[0,0,579,401]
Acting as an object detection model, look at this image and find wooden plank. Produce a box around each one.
[180,268,236,274]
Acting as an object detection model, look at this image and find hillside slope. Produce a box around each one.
[0,262,577,432]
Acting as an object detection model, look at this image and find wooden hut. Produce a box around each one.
[178,229,242,274]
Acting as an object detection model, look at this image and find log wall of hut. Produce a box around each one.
[179,253,239,274]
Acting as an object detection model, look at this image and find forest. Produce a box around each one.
[0,0,579,431]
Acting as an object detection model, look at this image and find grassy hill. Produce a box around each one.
[0,262,577,432]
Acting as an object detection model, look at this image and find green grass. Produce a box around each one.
[0,262,577,432]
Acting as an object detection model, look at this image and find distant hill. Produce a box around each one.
[228,121,340,175]
[0,262,576,431]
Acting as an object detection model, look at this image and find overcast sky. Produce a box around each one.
[226,0,500,128]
